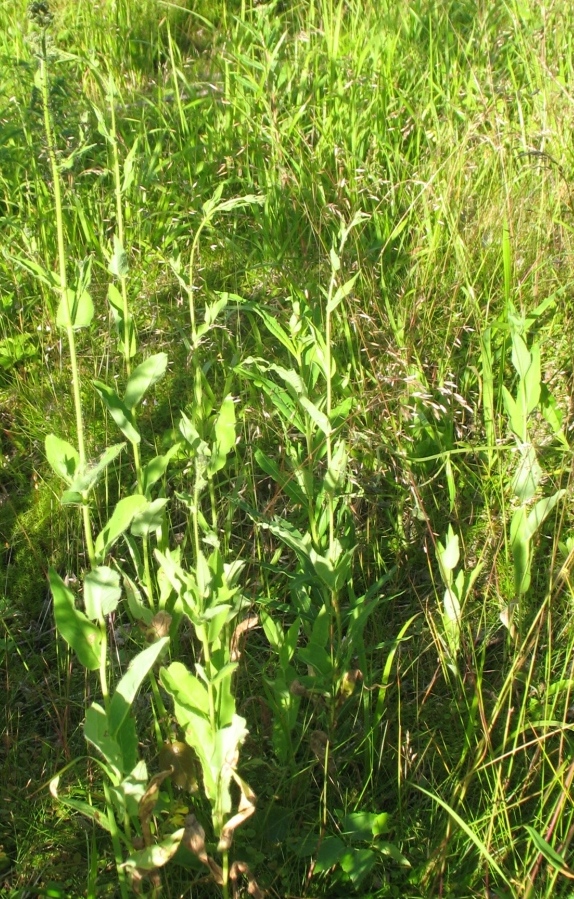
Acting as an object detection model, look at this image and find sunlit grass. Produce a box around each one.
[1,0,573,896]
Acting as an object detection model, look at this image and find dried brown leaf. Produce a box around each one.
[230,614,259,661]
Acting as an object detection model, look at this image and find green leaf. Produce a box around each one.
[50,568,102,671]
[109,234,129,278]
[327,271,359,313]
[443,587,461,658]
[502,386,527,442]
[130,498,168,537]
[116,714,139,775]
[248,304,297,358]
[160,661,210,717]
[329,247,341,272]
[84,566,122,620]
[142,443,181,494]
[315,836,346,872]
[208,394,236,476]
[56,287,92,331]
[123,573,153,625]
[84,702,123,777]
[204,604,233,644]
[209,661,239,686]
[511,332,531,379]
[510,507,531,596]
[437,526,459,580]
[208,716,248,828]
[309,542,352,592]
[340,811,379,842]
[50,776,113,833]
[63,443,126,504]
[95,494,148,562]
[108,283,136,358]
[262,517,312,560]
[540,384,567,445]
[526,490,567,540]
[299,396,331,436]
[254,450,307,506]
[123,829,184,873]
[109,638,169,737]
[269,363,307,397]
[297,644,333,678]
[124,353,168,410]
[340,847,376,884]
[512,444,542,502]
[93,380,140,443]
[523,342,541,414]
[324,440,347,494]
[121,138,139,194]
[524,825,571,874]
[377,842,411,865]
[45,434,79,484]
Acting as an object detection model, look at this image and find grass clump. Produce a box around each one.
[1,0,574,897]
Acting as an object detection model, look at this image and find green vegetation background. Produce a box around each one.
[1,0,574,896]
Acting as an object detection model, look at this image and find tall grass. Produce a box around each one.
[1,0,574,896]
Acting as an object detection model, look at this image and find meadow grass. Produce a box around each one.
[1,0,574,896]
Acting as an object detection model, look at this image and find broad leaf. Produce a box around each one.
[84,565,122,620]
[160,661,210,717]
[56,287,94,331]
[123,829,185,874]
[130,498,168,536]
[142,443,181,494]
[84,702,123,777]
[510,332,531,379]
[45,434,79,484]
[124,353,168,410]
[109,638,169,736]
[50,568,102,670]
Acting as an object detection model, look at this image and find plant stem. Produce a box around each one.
[108,77,156,607]
[39,39,94,566]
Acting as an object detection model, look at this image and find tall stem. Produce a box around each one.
[39,41,94,566]
[108,78,155,607]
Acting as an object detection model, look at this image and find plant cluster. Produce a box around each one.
[1,1,574,898]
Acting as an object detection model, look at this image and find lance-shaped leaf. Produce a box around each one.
[108,283,136,358]
[50,776,113,833]
[93,380,140,443]
[327,271,359,313]
[124,353,168,410]
[50,568,102,670]
[95,494,148,562]
[511,444,542,503]
[109,234,129,278]
[109,638,169,737]
[62,442,126,504]
[208,394,236,476]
